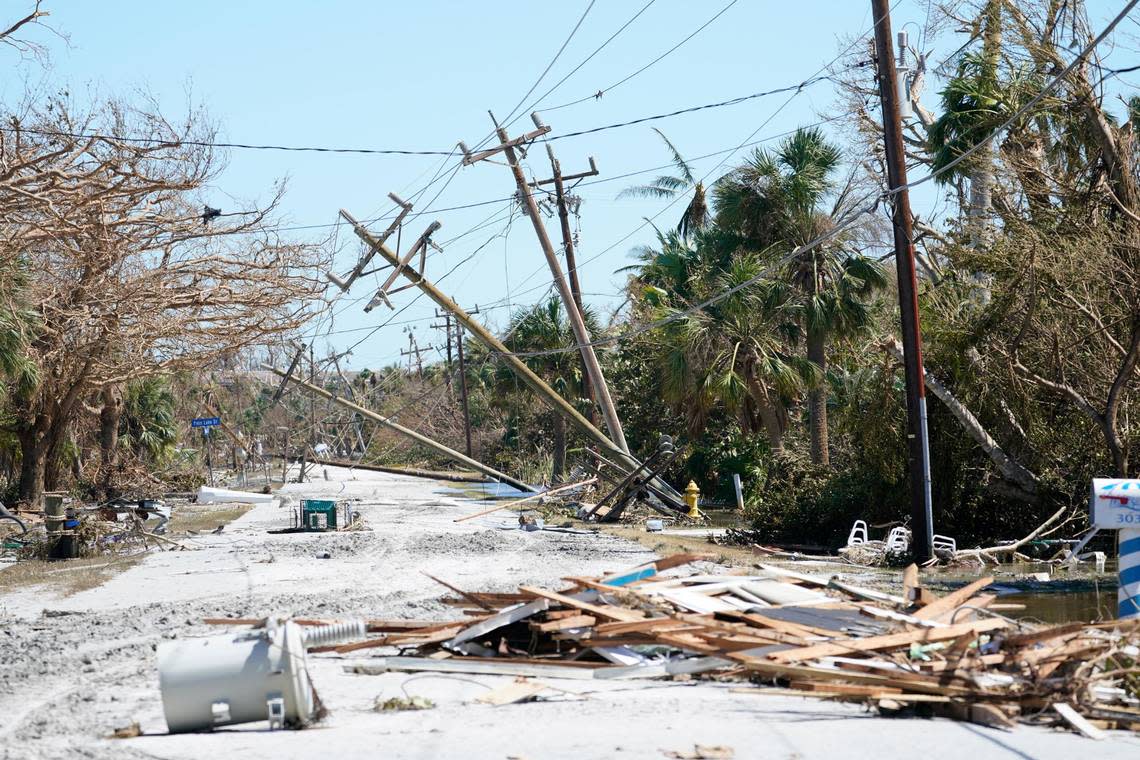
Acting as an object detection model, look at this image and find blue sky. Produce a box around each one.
[15,1,1138,372]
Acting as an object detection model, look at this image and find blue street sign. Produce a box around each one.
[191,416,221,428]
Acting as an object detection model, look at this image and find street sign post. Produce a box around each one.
[1090,479,1140,618]
[192,417,220,486]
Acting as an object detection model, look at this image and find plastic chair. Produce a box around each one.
[846,520,869,547]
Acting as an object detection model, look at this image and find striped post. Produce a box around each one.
[1121,527,1140,619]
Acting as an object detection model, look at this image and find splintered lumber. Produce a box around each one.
[827,579,907,607]
[446,599,550,646]
[422,572,496,611]
[766,618,1009,663]
[731,656,978,697]
[788,681,903,697]
[531,615,596,633]
[304,554,1140,738]
[441,591,533,607]
[730,687,951,703]
[518,586,645,622]
[911,576,995,621]
[453,477,597,523]
[902,564,919,602]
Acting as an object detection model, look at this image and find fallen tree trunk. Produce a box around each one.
[882,337,1039,500]
[954,504,1069,563]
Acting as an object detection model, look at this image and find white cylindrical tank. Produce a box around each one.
[158,619,363,733]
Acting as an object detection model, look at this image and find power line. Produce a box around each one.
[539,0,740,113]
[499,0,598,127]
[3,71,841,177]
[544,69,859,143]
[0,125,455,155]
[510,0,659,125]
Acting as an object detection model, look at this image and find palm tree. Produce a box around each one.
[715,127,886,466]
[121,377,179,463]
[619,128,709,237]
[631,227,810,455]
[502,297,600,482]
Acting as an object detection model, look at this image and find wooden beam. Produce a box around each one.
[765,618,1009,663]
[911,577,994,620]
[518,586,645,622]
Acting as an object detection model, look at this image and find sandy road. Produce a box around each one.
[2,465,1138,760]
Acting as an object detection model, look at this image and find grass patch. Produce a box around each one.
[167,504,252,535]
[0,554,145,596]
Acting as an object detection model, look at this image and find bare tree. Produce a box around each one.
[0,93,328,503]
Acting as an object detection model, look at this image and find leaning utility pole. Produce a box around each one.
[462,114,629,454]
[872,0,934,562]
[340,209,631,468]
[535,147,599,413]
[431,309,454,366]
[455,318,473,458]
[436,303,480,457]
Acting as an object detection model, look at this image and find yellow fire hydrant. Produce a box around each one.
[684,480,701,519]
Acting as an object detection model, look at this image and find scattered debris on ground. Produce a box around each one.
[204,553,1140,736]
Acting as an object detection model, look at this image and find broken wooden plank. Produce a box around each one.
[765,618,1009,663]
[911,577,995,621]
[446,599,550,647]
[518,586,644,622]
[729,687,951,703]
[788,681,903,697]
[531,615,596,633]
[827,579,907,607]
[729,655,978,696]
[597,553,714,588]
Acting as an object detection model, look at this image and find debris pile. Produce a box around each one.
[5,498,183,560]
[208,554,1140,736]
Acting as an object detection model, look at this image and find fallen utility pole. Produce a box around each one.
[454,477,598,523]
[260,363,535,494]
[464,113,629,454]
[339,208,642,476]
[872,0,934,562]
